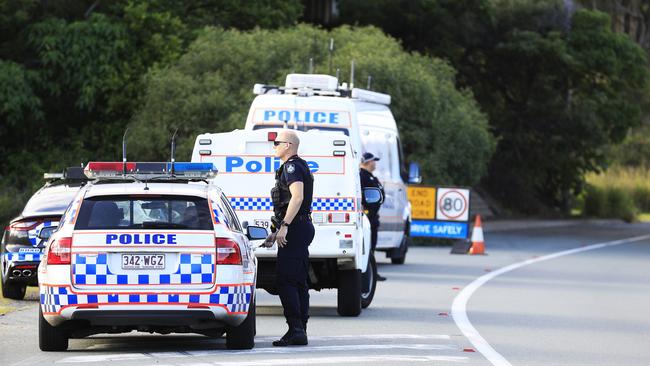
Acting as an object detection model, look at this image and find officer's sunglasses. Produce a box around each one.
[273,140,291,146]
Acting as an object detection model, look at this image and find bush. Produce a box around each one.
[582,183,638,222]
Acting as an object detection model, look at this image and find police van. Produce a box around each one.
[38,162,266,351]
[246,74,421,264]
[192,129,378,316]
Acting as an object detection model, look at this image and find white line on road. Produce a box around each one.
[451,233,650,366]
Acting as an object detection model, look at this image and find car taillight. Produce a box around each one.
[328,213,350,223]
[10,221,39,231]
[215,238,242,265]
[47,237,72,265]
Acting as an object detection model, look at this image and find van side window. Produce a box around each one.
[220,193,242,232]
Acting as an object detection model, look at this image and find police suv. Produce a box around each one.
[247,74,421,264]
[38,162,266,351]
[1,167,87,300]
[192,129,379,316]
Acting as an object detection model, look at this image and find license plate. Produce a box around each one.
[121,254,165,270]
[254,219,271,229]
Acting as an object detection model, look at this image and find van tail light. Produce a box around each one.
[10,221,39,231]
[328,213,350,223]
[47,237,72,265]
[215,238,242,265]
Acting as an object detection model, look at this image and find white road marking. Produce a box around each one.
[255,334,451,341]
[187,343,455,356]
[189,355,469,365]
[451,233,650,366]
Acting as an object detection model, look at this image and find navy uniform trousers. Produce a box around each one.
[276,217,315,324]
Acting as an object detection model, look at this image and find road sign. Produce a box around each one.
[436,188,470,222]
[407,186,436,220]
[410,220,468,239]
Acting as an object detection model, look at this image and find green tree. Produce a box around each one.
[130,25,495,186]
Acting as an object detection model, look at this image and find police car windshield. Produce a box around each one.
[252,125,350,136]
[75,195,213,230]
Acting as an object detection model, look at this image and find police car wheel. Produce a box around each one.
[337,269,362,316]
[361,255,377,309]
[226,298,256,350]
[39,306,69,351]
[1,268,26,300]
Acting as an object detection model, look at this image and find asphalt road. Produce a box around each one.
[1,221,649,366]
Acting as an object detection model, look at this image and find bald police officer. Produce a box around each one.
[267,130,315,346]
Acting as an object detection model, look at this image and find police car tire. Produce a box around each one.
[1,270,26,300]
[361,255,377,309]
[226,299,256,350]
[337,269,362,317]
[39,306,69,351]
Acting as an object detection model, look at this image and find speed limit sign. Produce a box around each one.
[435,188,470,222]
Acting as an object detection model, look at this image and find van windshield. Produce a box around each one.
[75,195,213,230]
[252,124,350,136]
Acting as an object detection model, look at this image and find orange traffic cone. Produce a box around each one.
[468,215,485,255]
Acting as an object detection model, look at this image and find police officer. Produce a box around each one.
[266,130,315,347]
[360,152,386,281]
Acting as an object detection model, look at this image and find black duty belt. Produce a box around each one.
[293,214,312,222]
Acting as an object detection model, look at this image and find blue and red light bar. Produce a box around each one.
[84,162,216,179]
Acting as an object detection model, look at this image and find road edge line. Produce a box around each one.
[451,233,650,366]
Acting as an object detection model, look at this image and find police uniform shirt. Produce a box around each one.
[360,168,383,216]
[281,156,314,216]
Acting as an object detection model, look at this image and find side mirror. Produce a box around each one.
[363,187,384,205]
[38,226,58,240]
[246,225,268,241]
[408,162,422,184]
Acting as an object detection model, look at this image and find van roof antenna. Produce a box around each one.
[350,60,355,89]
[122,128,129,177]
[170,128,178,176]
[336,68,340,81]
[328,38,334,75]
[309,58,314,74]
[367,75,372,90]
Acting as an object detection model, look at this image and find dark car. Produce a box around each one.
[1,168,87,299]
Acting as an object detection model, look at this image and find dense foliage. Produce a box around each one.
[337,0,649,213]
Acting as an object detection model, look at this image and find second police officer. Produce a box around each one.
[360,152,386,281]
[265,130,315,347]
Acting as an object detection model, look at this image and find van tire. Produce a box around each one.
[337,269,362,316]
[390,234,409,265]
[226,299,256,350]
[361,255,377,309]
[39,306,69,351]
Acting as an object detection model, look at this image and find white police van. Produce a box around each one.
[38,162,266,351]
[246,74,421,264]
[192,129,378,316]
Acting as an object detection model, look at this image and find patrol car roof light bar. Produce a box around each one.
[83,162,216,180]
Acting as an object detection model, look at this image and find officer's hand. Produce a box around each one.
[262,232,277,248]
[276,226,288,247]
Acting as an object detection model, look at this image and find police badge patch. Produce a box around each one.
[286,163,295,174]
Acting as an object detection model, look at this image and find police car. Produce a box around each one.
[38,162,266,351]
[1,167,87,300]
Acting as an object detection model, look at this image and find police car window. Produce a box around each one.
[75,195,213,230]
[252,124,350,136]
[220,194,242,232]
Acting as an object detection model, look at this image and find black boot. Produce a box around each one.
[302,320,308,333]
[272,319,308,346]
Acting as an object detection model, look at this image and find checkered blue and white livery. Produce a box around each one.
[25,220,57,246]
[4,252,42,262]
[72,253,215,286]
[229,197,355,212]
[40,284,252,314]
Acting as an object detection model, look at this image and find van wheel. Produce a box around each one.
[1,267,26,300]
[226,299,256,350]
[361,255,377,309]
[39,306,69,351]
[391,235,409,265]
[337,269,361,316]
